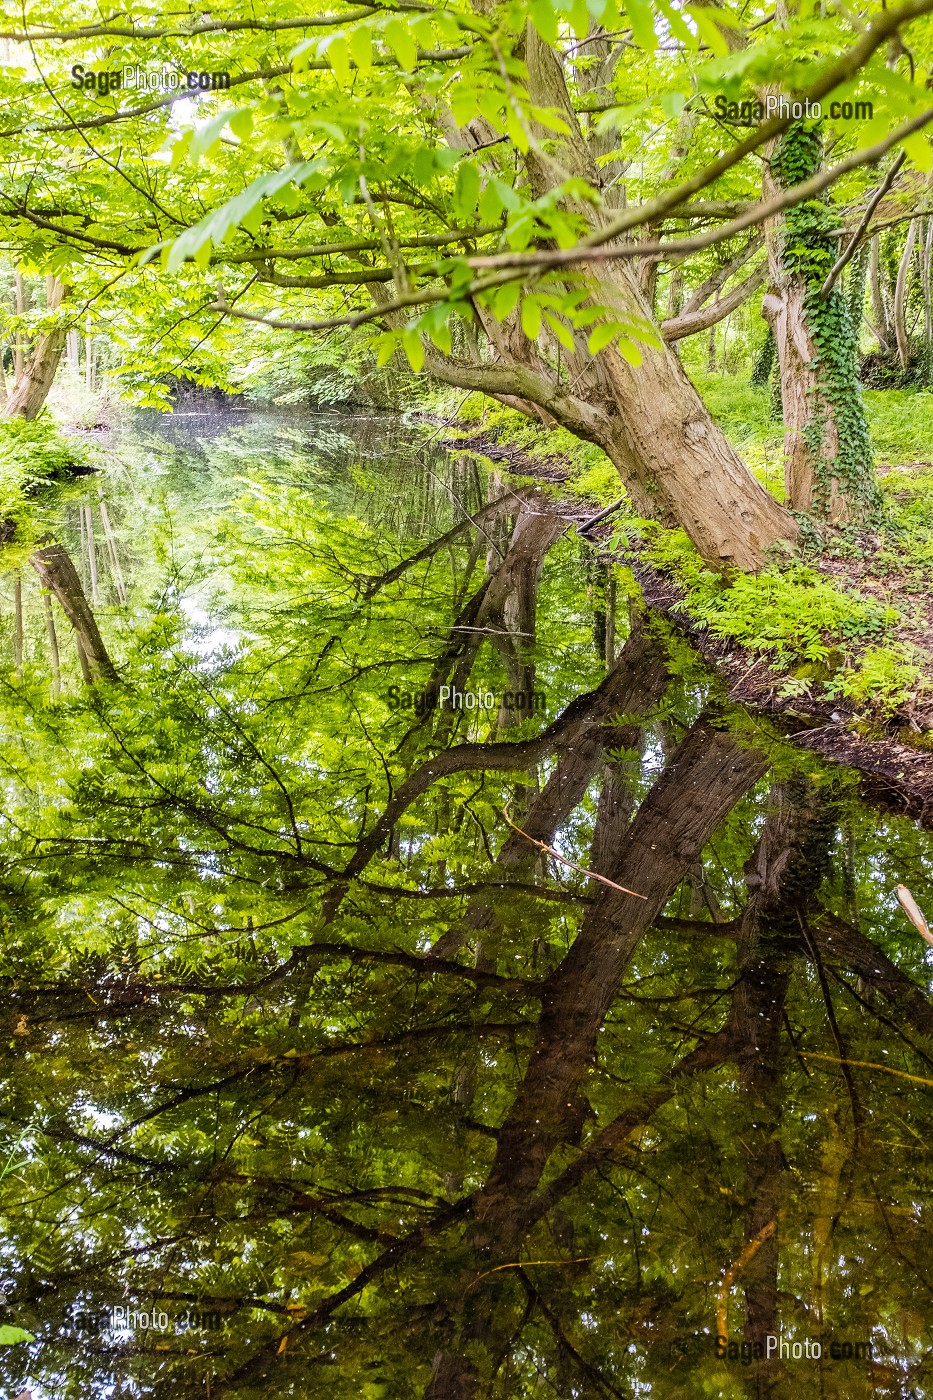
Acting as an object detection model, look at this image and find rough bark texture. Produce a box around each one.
[423,26,797,572]
[761,129,875,520]
[30,542,118,683]
[4,277,69,421]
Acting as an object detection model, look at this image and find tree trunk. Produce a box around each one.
[13,574,23,676]
[43,591,61,699]
[762,125,879,522]
[869,233,892,352]
[894,217,918,371]
[12,273,26,383]
[5,277,69,421]
[424,27,797,573]
[30,542,118,683]
[430,617,670,961]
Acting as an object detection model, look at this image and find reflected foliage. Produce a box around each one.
[0,415,932,1398]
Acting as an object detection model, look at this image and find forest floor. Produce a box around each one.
[436,411,933,826]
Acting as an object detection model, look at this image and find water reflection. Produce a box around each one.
[0,413,931,1398]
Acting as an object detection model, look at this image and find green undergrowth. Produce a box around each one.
[612,520,924,721]
[693,370,933,468]
[0,415,93,546]
[440,390,620,503]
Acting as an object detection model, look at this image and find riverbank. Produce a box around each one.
[432,409,933,825]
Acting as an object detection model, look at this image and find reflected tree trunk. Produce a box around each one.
[43,591,61,699]
[13,573,22,676]
[430,617,670,964]
[428,715,770,1397]
[30,542,117,683]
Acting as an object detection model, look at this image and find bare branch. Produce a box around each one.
[820,151,906,299]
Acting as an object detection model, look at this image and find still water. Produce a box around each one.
[0,409,932,1398]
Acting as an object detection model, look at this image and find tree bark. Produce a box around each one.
[762,127,877,520]
[4,277,69,421]
[894,217,918,371]
[30,542,118,683]
[869,233,892,352]
[423,27,797,572]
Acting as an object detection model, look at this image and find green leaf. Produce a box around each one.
[163,162,323,272]
[454,162,481,221]
[588,320,622,354]
[323,33,351,84]
[544,310,575,352]
[625,0,657,50]
[616,335,644,366]
[491,280,521,320]
[521,297,542,340]
[384,19,418,70]
[349,25,374,76]
[687,7,730,56]
[401,327,425,372]
[374,330,400,366]
[529,0,560,45]
[188,108,253,163]
[654,0,694,44]
[0,1326,34,1345]
[230,108,253,140]
[450,82,478,128]
[901,130,933,173]
[505,104,530,153]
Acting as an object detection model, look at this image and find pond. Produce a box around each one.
[0,408,932,1399]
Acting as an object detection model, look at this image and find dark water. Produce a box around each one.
[0,410,932,1398]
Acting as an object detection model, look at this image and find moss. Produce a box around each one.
[622,522,923,718]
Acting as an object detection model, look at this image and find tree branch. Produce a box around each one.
[661,259,767,341]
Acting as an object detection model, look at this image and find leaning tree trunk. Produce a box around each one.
[4,276,69,420]
[762,124,880,522]
[423,24,797,573]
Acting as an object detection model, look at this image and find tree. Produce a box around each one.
[1,0,932,565]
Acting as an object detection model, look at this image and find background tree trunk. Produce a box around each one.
[762,125,879,521]
[5,277,69,421]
